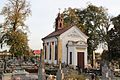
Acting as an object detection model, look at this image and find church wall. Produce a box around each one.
[58,39,62,64]
[43,37,57,64]
[85,48,88,68]
[61,40,67,63]
[61,38,88,69]
[60,27,87,64]
[61,37,78,64]
[43,42,47,63]
[68,46,75,65]
[60,26,88,69]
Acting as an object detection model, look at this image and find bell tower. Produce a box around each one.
[55,13,64,31]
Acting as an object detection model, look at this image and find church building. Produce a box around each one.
[42,13,88,69]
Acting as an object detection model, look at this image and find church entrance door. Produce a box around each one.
[77,52,84,69]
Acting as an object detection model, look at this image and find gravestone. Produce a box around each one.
[102,62,115,80]
[56,62,64,80]
[38,49,46,80]
[102,63,109,80]
[108,68,114,80]
[56,69,62,80]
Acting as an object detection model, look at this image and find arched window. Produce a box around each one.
[60,23,62,28]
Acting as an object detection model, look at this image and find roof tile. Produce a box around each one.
[42,26,72,40]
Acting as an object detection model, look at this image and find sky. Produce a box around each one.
[0,0,120,50]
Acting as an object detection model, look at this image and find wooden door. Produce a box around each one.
[77,52,84,69]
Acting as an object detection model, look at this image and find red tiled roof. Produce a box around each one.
[42,26,72,40]
[33,50,41,54]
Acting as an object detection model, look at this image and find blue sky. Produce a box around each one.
[0,0,120,50]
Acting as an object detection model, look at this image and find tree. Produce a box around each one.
[62,4,109,60]
[0,0,31,57]
[62,8,84,31]
[79,4,109,56]
[1,0,31,32]
[8,31,29,57]
[107,15,120,61]
[101,50,109,61]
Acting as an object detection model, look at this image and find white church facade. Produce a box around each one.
[42,13,88,69]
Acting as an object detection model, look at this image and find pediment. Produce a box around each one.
[67,30,81,38]
[60,26,88,42]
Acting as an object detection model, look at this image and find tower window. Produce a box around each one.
[60,23,62,28]
[52,42,54,45]
[47,42,49,45]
